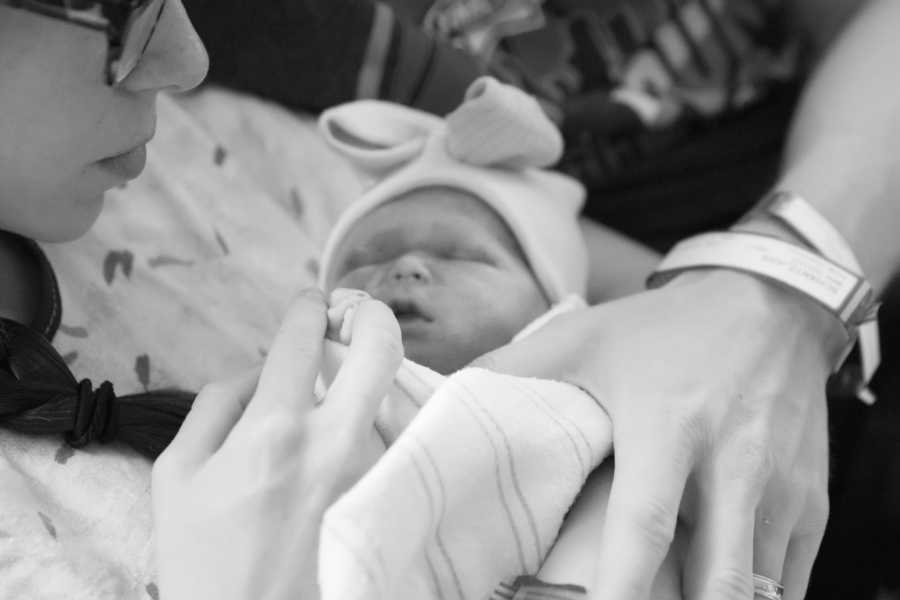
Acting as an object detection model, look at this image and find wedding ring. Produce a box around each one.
[753,573,784,600]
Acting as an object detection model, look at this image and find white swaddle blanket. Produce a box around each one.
[318,297,613,600]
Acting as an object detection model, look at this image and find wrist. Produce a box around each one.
[735,192,882,394]
[729,217,848,349]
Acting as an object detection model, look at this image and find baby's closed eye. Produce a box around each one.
[426,236,498,265]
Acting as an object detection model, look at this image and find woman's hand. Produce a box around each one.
[476,269,844,600]
[151,289,403,600]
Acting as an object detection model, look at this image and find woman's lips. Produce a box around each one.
[96,144,148,180]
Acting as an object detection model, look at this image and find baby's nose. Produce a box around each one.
[386,254,432,284]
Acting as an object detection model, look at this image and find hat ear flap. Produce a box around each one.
[319,101,444,177]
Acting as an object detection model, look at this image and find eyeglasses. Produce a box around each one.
[1,0,166,86]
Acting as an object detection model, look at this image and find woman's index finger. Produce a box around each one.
[324,299,403,436]
[244,288,329,421]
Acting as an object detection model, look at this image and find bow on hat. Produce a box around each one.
[317,76,589,304]
[320,76,564,178]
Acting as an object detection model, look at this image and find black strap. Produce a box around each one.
[3,234,62,340]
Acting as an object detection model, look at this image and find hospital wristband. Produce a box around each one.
[744,190,881,401]
[647,232,876,370]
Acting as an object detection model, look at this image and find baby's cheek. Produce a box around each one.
[454,296,517,346]
[493,278,549,332]
[514,271,552,314]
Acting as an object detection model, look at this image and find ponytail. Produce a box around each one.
[0,317,195,459]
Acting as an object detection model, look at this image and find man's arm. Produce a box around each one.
[476,3,900,600]
[784,0,868,56]
[768,0,900,291]
[184,0,483,114]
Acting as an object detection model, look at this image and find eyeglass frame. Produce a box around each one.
[0,0,165,86]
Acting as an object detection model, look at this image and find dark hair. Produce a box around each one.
[0,317,194,459]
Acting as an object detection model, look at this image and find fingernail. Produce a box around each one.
[331,288,371,302]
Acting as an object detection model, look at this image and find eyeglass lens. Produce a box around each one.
[109,0,165,84]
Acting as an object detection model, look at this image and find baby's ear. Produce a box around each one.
[446,77,563,170]
[319,101,444,178]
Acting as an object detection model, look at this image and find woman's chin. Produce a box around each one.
[30,194,105,243]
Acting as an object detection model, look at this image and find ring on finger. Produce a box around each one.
[753,573,784,600]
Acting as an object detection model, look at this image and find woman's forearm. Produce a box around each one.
[772,0,900,292]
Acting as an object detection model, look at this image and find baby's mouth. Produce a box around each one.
[388,299,434,324]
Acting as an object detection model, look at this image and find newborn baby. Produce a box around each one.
[314,78,609,600]
[326,187,551,373]
[317,76,588,373]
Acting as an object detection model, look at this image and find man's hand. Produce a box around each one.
[476,269,844,600]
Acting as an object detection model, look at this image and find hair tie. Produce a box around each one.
[66,379,119,448]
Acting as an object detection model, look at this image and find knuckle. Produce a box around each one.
[671,409,710,459]
[729,437,776,491]
[622,497,678,554]
[253,411,305,451]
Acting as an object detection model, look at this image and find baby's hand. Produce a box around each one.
[326,288,374,344]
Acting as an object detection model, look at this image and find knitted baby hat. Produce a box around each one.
[317,77,588,303]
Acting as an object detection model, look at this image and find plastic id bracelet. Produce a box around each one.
[647,232,876,371]
[749,191,881,399]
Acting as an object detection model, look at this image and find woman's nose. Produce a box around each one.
[121,0,210,93]
[385,254,432,285]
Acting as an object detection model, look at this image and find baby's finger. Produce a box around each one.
[325,299,403,437]
[244,288,328,422]
[327,288,370,343]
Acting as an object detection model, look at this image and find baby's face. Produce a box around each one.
[327,187,549,374]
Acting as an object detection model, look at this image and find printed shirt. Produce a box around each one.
[386,0,799,183]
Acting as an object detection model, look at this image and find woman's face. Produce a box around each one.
[0,1,208,242]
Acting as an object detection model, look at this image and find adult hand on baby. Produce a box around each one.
[476,269,844,600]
[152,289,403,600]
